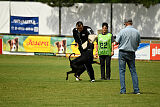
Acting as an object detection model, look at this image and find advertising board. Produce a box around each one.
[150,44,160,60]
[10,16,39,34]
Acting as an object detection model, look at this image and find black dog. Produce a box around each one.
[66,53,100,80]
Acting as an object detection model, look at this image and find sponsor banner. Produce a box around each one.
[150,44,160,60]
[136,43,150,60]
[10,16,39,34]
[2,35,81,54]
[112,43,150,60]
[0,39,2,54]
[2,35,51,52]
[52,37,82,55]
[2,35,158,61]
[112,44,119,59]
[3,35,23,52]
[23,36,51,52]
[2,35,155,60]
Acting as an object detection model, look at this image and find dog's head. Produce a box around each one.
[55,39,66,53]
[8,37,18,51]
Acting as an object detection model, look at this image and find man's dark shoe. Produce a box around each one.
[120,92,126,94]
[106,77,110,80]
[101,78,107,80]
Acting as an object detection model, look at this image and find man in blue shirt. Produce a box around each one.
[115,19,141,94]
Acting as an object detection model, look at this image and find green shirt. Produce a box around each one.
[98,33,112,56]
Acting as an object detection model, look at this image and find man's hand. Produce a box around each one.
[95,51,98,58]
[111,51,114,56]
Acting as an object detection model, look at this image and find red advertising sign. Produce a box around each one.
[150,44,160,60]
[0,39,2,54]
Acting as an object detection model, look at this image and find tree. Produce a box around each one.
[36,0,160,8]
[37,0,74,7]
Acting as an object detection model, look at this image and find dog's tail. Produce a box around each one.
[92,61,101,65]
[69,53,75,62]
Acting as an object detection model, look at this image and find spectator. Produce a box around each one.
[115,19,141,94]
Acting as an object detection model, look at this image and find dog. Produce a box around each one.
[55,39,66,54]
[8,37,18,52]
[66,53,100,80]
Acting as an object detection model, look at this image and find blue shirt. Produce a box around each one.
[116,25,141,52]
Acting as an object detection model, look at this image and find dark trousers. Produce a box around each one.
[99,55,111,79]
[72,50,95,80]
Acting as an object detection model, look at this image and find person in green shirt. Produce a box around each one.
[96,22,114,80]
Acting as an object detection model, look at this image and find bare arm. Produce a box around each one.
[111,42,114,56]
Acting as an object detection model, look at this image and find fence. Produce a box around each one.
[0,2,160,38]
[0,33,160,60]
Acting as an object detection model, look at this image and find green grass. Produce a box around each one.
[0,55,160,107]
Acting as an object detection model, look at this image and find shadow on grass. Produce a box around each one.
[65,78,119,83]
[127,92,158,95]
[94,78,119,82]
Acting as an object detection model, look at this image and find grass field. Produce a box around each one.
[0,55,160,107]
